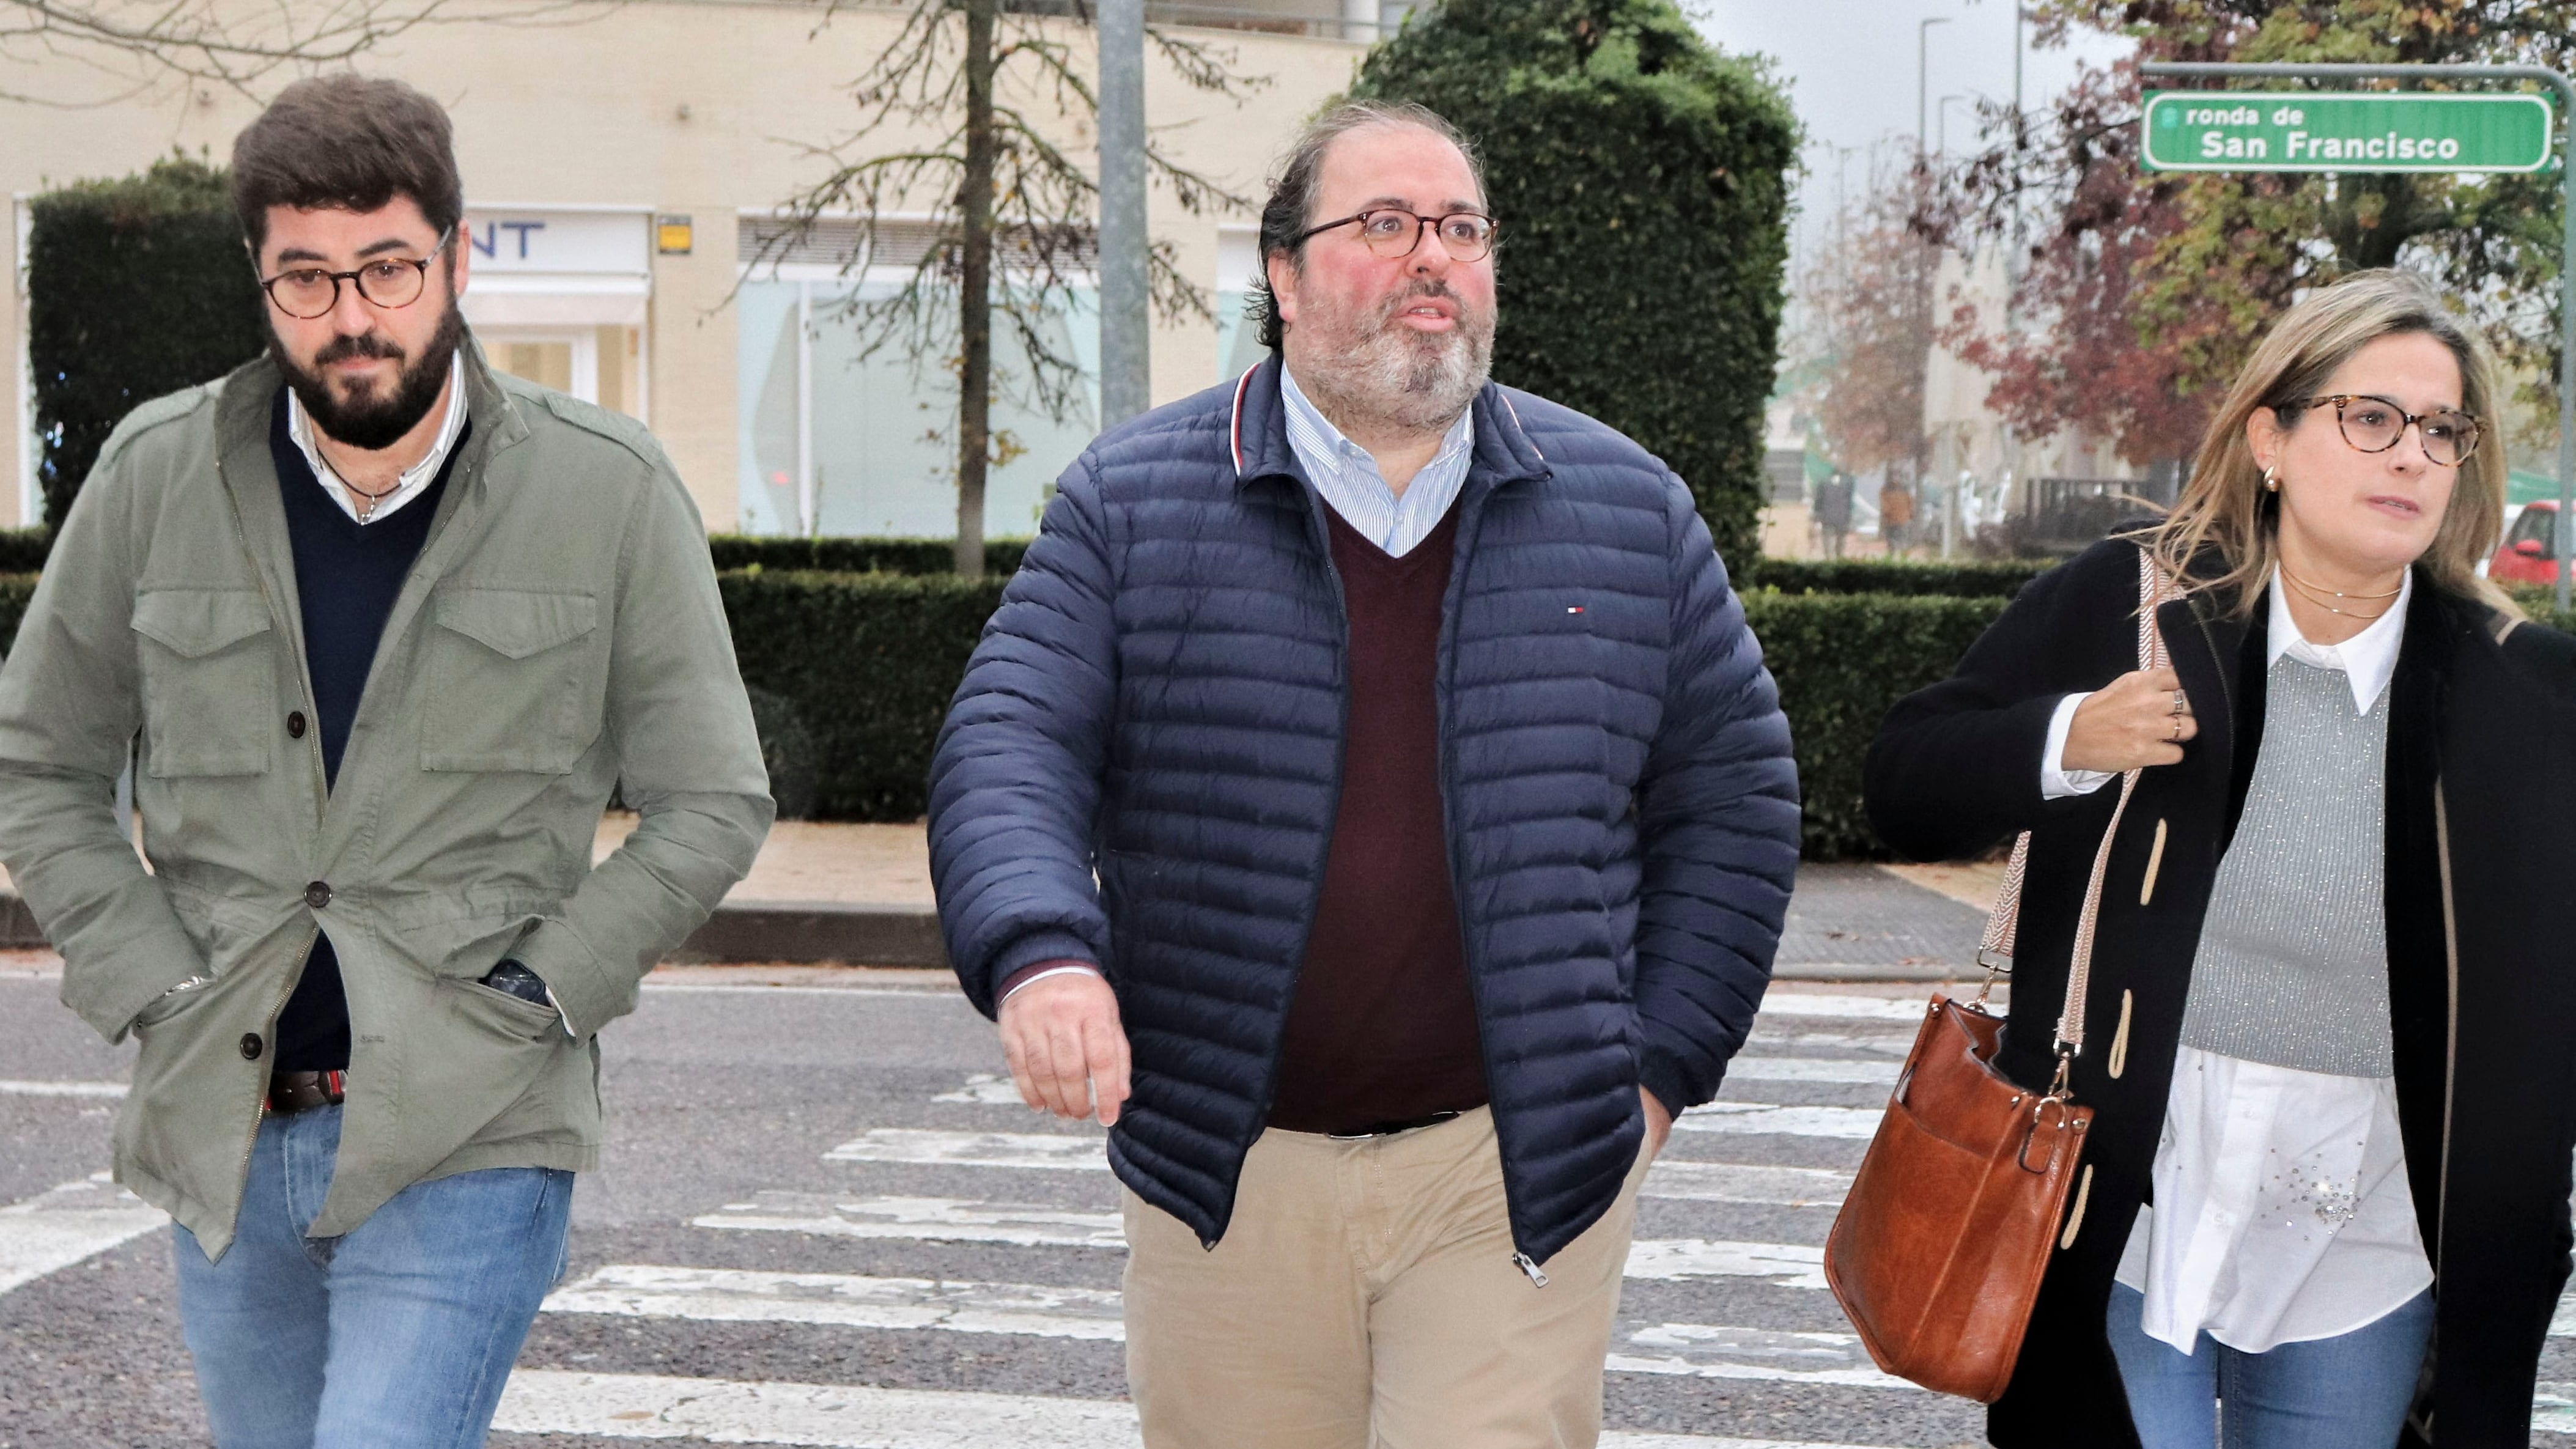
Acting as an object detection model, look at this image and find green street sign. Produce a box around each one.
[2141,90,2554,173]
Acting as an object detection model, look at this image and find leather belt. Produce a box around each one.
[266,1069,345,1116]
[1327,1109,1461,1141]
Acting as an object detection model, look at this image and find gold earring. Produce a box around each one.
[2263,466,2280,492]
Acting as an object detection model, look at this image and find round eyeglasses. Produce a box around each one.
[2278,393,2483,468]
[258,234,449,320]
[1291,207,1498,262]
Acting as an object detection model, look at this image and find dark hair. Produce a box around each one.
[232,75,465,254]
[1248,100,1485,351]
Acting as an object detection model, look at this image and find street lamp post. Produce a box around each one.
[1917,16,1952,161]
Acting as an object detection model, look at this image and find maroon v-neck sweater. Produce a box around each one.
[1265,500,1488,1134]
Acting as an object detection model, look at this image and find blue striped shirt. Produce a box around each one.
[1278,365,1474,559]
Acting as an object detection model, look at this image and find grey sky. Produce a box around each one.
[1693,1,2136,259]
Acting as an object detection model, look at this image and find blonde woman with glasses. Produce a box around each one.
[1864,269,2576,1448]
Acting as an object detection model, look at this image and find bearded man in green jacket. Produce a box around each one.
[0,75,771,1448]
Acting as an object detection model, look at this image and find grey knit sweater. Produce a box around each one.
[2179,655,2396,1077]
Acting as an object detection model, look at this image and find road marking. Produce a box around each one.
[0,1079,126,1098]
[0,1175,169,1296]
[545,1265,1124,1340]
[1608,1321,1911,1390]
[494,1370,1896,1448]
[495,1370,1139,1447]
[824,1129,1107,1171]
[2536,1384,2576,1432]
[543,1263,1903,1391]
[1677,1102,1884,1141]
[1724,1057,1898,1086]
[2553,1296,2576,1337]
[697,1194,1832,1292]
[934,1074,1032,1105]
[1623,1239,1830,1290]
[1755,996,1932,1023]
[1644,1160,1850,1208]
[695,1193,1128,1250]
[641,983,959,1000]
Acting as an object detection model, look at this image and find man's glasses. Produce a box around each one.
[1291,208,1498,262]
[258,234,450,320]
[2278,393,2483,468]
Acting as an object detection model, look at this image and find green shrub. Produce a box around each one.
[718,570,1008,820]
[28,157,266,529]
[1741,592,2009,858]
[1350,0,1798,565]
[708,536,1029,577]
[1747,558,2048,600]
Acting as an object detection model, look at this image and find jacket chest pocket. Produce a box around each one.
[131,589,277,778]
[419,589,603,774]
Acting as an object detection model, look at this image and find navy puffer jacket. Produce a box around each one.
[929,359,1799,1265]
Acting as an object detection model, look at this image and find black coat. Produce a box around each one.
[1866,537,2576,1447]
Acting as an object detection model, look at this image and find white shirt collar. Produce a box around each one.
[1276,363,1475,559]
[2266,564,2410,712]
[286,352,467,525]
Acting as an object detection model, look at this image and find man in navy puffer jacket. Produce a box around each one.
[929,100,1799,1447]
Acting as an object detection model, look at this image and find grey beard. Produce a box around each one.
[1295,301,1492,438]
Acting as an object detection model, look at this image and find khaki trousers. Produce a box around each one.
[1123,1107,1651,1449]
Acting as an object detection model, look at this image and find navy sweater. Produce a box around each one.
[267,389,464,1073]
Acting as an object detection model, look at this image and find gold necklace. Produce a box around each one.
[2279,564,2400,619]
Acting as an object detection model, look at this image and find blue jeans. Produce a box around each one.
[171,1104,573,1449]
[2106,1280,2433,1449]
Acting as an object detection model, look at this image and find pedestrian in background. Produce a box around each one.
[0,75,770,1448]
[1865,268,2576,1447]
[929,100,1799,1448]
[1878,477,1914,556]
[1814,472,1852,558]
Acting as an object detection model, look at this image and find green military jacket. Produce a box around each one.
[0,340,772,1256]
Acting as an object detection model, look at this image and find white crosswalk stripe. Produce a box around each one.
[0,1176,168,1296]
[1675,1102,1884,1141]
[824,1129,1109,1171]
[1644,1160,1850,1208]
[0,1078,127,1099]
[541,1263,1907,1393]
[493,1369,1901,1448]
[695,1193,1127,1250]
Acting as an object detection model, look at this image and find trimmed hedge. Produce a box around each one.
[9,569,2563,858]
[1350,0,1799,566]
[28,157,266,529]
[1749,559,2048,600]
[709,536,1031,577]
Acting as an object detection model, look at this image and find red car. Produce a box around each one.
[2492,501,2563,586]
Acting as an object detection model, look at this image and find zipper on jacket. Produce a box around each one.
[1426,475,1545,1282]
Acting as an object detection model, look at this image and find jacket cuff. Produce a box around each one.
[978,931,1101,1015]
[997,959,1102,1003]
[509,920,630,1039]
[1637,1049,1696,1119]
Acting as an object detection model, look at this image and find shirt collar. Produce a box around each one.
[2266,564,2410,712]
[1277,363,1475,488]
[286,352,467,523]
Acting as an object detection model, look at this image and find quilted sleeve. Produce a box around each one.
[1631,477,1802,1114]
[928,454,1121,1017]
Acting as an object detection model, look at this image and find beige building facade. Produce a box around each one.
[4,1,1384,534]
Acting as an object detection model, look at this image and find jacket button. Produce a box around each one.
[287,712,307,739]
[238,1033,262,1061]
[304,882,331,909]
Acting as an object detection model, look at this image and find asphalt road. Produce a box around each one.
[6,957,2572,1448]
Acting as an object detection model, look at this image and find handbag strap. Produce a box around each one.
[1974,547,2176,1086]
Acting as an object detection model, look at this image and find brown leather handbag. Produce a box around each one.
[1823,547,2173,1402]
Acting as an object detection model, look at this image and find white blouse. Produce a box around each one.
[2046,570,2432,1353]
